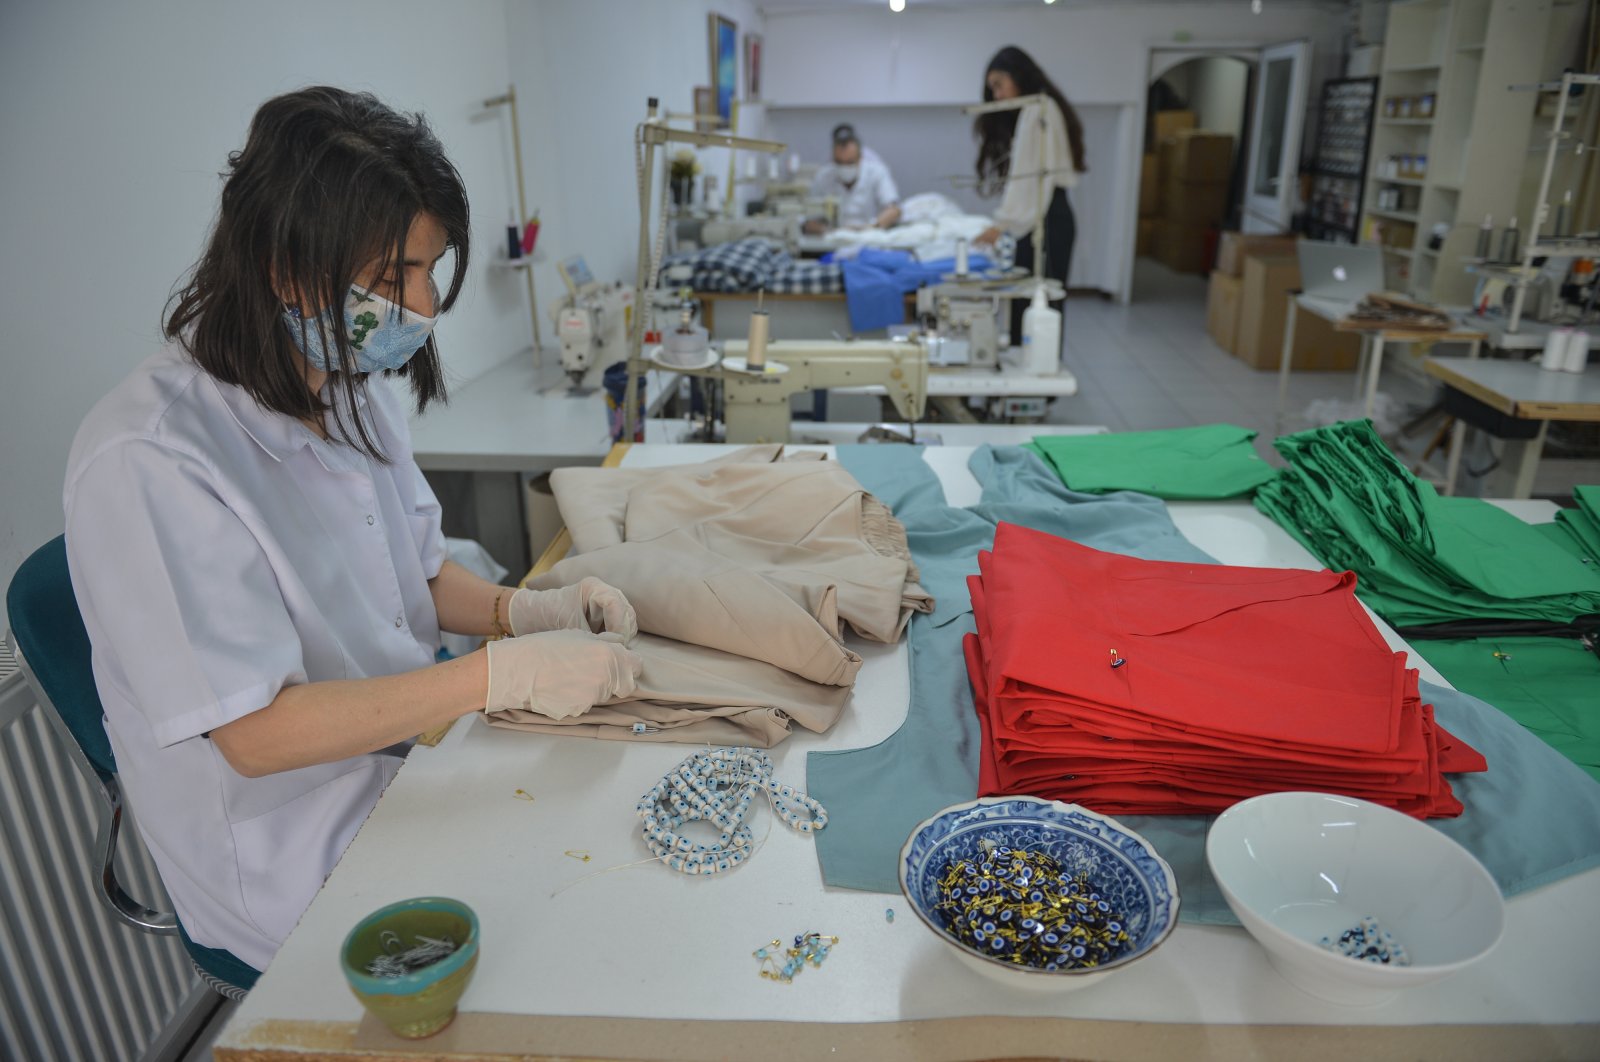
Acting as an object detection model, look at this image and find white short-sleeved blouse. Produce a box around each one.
[64,342,446,971]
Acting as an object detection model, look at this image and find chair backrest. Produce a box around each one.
[6,535,116,782]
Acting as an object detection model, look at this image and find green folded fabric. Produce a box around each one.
[1554,485,1600,560]
[1421,636,1600,783]
[1023,424,1276,500]
[1255,420,1600,627]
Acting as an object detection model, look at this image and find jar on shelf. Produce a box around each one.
[1397,96,1415,118]
[1417,93,1436,118]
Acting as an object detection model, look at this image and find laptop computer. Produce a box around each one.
[1297,240,1385,304]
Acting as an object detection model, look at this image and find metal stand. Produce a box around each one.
[623,98,785,441]
[1503,72,1600,332]
[484,86,544,362]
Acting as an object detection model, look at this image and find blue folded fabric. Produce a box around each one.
[811,444,1600,925]
[840,249,991,333]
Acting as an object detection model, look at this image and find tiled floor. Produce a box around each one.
[1044,259,1428,463]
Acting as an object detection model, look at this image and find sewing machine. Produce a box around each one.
[716,338,928,444]
[916,275,1065,367]
[699,214,804,251]
[550,254,632,388]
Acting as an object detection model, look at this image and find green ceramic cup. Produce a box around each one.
[339,897,480,1039]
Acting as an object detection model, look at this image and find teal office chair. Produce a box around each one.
[5,535,260,1001]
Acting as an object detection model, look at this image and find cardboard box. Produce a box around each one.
[1152,109,1197,146]
[1207,271,1243,353]
[1235,255,1362,370]
[1162,179,1229,226]
[1156,219,1210,274]
[1137,218,1158,257]
[1139,153,1160,217]
[1236,255,1299,367]
[1216,232,1299,277]
[1286,310,1363,372]
[1159,130,1234,183]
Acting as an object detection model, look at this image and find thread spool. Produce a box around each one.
[1499,218,1521,263]
[1563,330,1590,374]
[1542,328,1572,371]
[747,310,770,369]
[955,239,970,277]
[1475,215,1493,260]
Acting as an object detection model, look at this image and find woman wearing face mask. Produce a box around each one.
[63,87,641,979]
[971,46,1088,344]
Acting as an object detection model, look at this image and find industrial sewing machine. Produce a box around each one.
[699,214,804,252]
[550,254,632,388]
[915,274,1065,368]
[714,338,929,444]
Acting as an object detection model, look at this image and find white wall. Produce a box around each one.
[506,0,768,313]
[764,3,1345,108]
[764,2,1347,302]
[0,0,529,593]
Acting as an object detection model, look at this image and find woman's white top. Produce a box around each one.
[63,342,447,971]
[992,95,1080,237]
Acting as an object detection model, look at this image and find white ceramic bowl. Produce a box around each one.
[1206,792,1504,1006]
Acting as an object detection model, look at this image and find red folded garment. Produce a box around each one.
[965,522,1485,819]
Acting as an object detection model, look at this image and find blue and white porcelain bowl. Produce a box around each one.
[899,797,1179,990]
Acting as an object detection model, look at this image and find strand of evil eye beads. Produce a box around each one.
[1319,916,1411,965]
[931,845,1133,971]
[635,747,827,875]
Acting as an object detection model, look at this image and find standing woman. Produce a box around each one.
[971,46,1088,346]
[63,87,641,978]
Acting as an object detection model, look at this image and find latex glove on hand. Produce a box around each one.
[508,578,638,642]
[484,628,643,721]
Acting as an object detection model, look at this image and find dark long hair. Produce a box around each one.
[974,46,1087,197]
[165,86,470,460]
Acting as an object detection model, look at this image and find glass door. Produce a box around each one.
[1241,40,1312,233]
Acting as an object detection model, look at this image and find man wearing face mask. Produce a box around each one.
[62,87,642,981]
[804,124,901,234]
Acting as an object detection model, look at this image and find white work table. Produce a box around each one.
[408,352,679,471]
[214,446,1598,1062]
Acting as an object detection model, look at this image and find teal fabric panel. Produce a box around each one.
[1122,681,1600,924]
[808,444,1212,895]
[814,443,1600,925]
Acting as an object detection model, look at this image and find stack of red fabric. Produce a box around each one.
[964,523,1486,818]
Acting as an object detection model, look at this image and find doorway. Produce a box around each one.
[1133,51,1256,301]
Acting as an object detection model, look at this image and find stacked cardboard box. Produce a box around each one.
[1204,242,1362,371]
[1138,111,1194,259]
[1156,130,1234,275]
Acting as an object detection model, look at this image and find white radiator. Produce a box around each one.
[0,637,198,1062]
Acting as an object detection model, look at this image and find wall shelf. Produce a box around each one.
[1378,117,1435,126]
[1371,175,1429,186]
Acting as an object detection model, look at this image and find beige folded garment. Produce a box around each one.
[483,633,851,747]
[529,530,861,687]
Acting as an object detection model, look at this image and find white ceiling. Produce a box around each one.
[758,0,1350,11]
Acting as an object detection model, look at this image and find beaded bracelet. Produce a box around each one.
[635,748,827,875]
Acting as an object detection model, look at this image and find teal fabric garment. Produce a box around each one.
[815,443,1600,925]
[1023,423,1277,500]
[809,444,1215,895]
[1122,681,1600,924]
[1256,421,1600,627]
[1420,636,1600,783]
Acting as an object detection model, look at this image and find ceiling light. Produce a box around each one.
[889,0,905,11]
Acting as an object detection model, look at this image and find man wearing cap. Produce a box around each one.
[804,124,901,234]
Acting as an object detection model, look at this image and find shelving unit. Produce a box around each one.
[1358,0,1556,302]
[1504,72,1600,330]
[1305,77,1378,243]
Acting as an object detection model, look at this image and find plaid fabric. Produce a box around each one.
[664,238,844,295]
[664,239,783,293]
[767,260,844,294]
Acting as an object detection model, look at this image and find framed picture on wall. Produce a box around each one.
[692,86,716,133]
[745,33,762,101]
[708,13,737,126]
